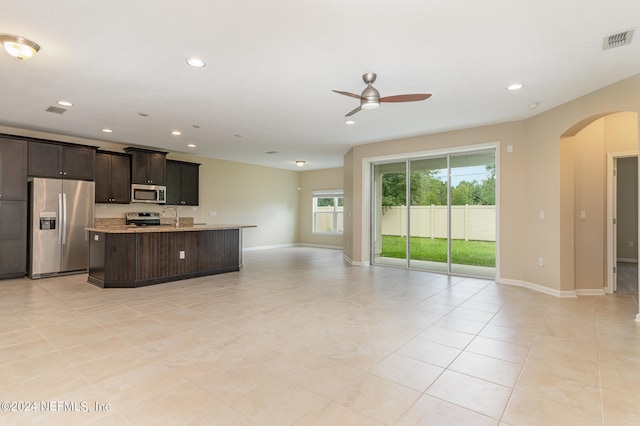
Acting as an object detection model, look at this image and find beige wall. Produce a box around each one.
[298,167,343,248]
[1,126,300,249]
[345,73,640,295]
[344,121,527,279]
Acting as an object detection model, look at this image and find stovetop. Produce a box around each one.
[125,212,161,226]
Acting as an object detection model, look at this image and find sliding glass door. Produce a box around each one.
[372,149,496,278]
[408,157,448,272]
[372,162,407,267]
[449,151,496,277]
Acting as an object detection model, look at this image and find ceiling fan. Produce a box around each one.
[333,73,432,117]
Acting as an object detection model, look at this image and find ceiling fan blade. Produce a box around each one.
[345,106,361,117]
[333,90,364,100]
[380,94,432,103]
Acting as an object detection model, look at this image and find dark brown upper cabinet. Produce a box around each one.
[125,147,167,185]
[166,160,200,206]
[0,137,28,201]
[28,141,96,181]
[95,151,131,203]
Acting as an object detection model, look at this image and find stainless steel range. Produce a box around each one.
[125,212,161,226]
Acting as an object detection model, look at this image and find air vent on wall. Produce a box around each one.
[46,106,67,114]
[602,29,634,50]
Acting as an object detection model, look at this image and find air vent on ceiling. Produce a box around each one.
[265,151,278,155]
[602,29,634,50]
[46,106,67,114]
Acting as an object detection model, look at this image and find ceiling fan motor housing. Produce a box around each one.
[360,84,380,109]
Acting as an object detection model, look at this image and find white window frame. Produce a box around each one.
[312,189,344,234]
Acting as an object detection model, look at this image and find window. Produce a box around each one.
[312,190,344,234]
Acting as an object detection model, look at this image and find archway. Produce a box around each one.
[559,111,638,296]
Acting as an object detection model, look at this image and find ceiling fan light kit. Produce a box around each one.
[333,72,431,117]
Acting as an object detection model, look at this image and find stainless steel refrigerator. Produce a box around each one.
[28,178,95,278]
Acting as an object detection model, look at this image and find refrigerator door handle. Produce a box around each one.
[62,192,67,244]
[58,193,64,245]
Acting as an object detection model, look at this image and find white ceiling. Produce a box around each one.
[1,1,639,171]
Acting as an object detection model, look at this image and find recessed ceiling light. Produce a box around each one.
[186,57,206,68]
[528,102,540,109]
[506,83,524,91]
[57,100,73,107]
[295,160,306,167]
[187,144,196,148]
[101,128,113,133]
[345,120,355,125]
[171,130,182,136]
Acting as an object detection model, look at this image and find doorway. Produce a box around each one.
[607,154,638,296]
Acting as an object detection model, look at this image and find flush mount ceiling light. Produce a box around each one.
[101,128,113,133]
[186,57,206,68]
[506,83,524,91]
[0,35,41,59]
[345,120,355,125]
[171,130,182,136]
[187,144,196,148]
[295,160,306,167]
[57,100,73,107]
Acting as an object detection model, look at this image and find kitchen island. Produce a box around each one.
[86,224,255,288]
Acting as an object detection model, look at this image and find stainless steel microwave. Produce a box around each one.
[131,184,166,204]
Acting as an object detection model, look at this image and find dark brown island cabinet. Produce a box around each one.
[124,147,167,185]
[166,160,200,206]
[87,225,255,288]
[95,151,131,203]
[0,137,28,278]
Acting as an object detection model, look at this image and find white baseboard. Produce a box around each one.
[575,288,607,296]
[297,243,343,250]
[342,254,370,266]
[243,243,297,251]
[496,278,578,298]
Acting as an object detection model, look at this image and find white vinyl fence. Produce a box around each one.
[381,205,496,241]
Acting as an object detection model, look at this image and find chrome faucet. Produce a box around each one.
[161,206,179,227]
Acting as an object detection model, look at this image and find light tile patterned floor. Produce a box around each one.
[0,247,639,425]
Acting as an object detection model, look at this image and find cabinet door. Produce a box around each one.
[110,154,131,203]
[95,153,112,203]
[0,138,28,201]
[63,146,96,180]
[181,163,199,206]
[0,201,27,277]
[147,153,166,185]
[28,141,62,178]
[130,152,149,184]
[165,161,182,205]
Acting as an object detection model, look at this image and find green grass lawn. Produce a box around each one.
[381,235,495,267]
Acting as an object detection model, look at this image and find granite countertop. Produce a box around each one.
[87,224,257,233]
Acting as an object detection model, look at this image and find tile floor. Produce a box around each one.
[0,247,639,425]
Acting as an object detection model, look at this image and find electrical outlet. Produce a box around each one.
[179,250,185,259]
[209,211,217,217]
[538,257,544,266]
